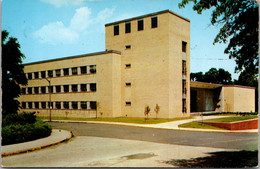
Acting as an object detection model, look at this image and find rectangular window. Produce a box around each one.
[90,83,96,92]
[34,87,39,94]
[22,102,26,109]
[81,101,87,110]
[56,85,61,93]
[72,101,78,109]
[63,102,69,109]
[48,70,53,77]
[114,25,119,35]
[49,86,53,93]
[125,82,131,87]
[182,99,187,113]
[80,66,87,74]
[63,68,69,76]
[48,102,53,109]
[56,102,61,109]
[125,22,131,33]
[41,102,46,109]
[41,71,46,78]
[56,69,61,77]
[34,102,39,109]
[81,84,87,92]
[34,72,39,79]
[21,88,26,94]
[125,45,131,49]
[182,41,187,53]
[90,65,96,74]
[182,80,187,94]
[72,84,78,92]
[182,60,187,75]
[151,16,158,28]
[126,101,131,106]
[28,102,33,109]
[41,86,46,94]
[28,73,32,79]
[138,19,144,31]
[28,87,32,94]
[72,67,78,75]
[64,85,69,93]
[125,64,131,68]
[90,101,97,110]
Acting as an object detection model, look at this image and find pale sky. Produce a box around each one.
[2,0,238,79]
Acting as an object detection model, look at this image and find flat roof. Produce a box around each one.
[191,81,223,89]
[105,9,190,26]
[23,50,121,66]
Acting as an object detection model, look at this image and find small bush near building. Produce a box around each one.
[2,112,52,145]
[202,112,258,116]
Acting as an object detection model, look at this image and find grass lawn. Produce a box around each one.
[38,116,193,124]
[204,116,258,123]
[178,121,226,130]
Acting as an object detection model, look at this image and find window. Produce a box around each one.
[72,84,78,92]
[125,22,131,33]
[41,71,46,78]
[114,25,119,35]
[90,83,96,92]
[56,69,61,77]
[125,45,131,49]
[41,102,46,109]
[21,88,26,94]
[34,72,39,79]
[28,73,32,79]
[182,99,187,113]
[72,101,78,109]
[28,102,33,109]
[126,101,131,106]
[81,101,87,109]
[151,16,158,28]
[49,86,53,93]
[64,85,69,93]
[41,86,46,94]
[125,64,131,68]
[28,87,32,94]
[138,19,144,31]
[72,67,78,75]
[63,102,69,109]
[81,84,87,92]
[182,60,187,75]
[125,82,131,87]
[90,65,96,74]
[56,102,61,109]
[34,87,39,94]
[56,86,61,93]
[63,68,69,76]
[48,102,53,109]
[22,102,26,109]
[90,101,97,110]
[182,80,187,94]
[34,102,39,109]
[182,41,187,53]
[80,66,87,74]
[48,70,53,77]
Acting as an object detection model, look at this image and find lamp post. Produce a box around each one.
[43,78,51,122]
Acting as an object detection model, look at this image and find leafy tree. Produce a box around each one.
[190,72,204,81]
[2,30,27,116]
[144,105,151,120]
[179,0,259,76]
[154,104,160,119]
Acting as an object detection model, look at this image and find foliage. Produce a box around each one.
[154,104,160,119]
[2,112,37,126]
[179,0,259,75]
[2,30,28,116]
[202,111,258,116]
[191,68,232,84]
[144,105,151,120]
[204,116,258,123]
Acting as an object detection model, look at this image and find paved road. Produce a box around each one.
[50,122,258,150]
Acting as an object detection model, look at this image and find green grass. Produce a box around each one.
[178,121,226,130]
[38,116,194,124]
[204,116,258,123]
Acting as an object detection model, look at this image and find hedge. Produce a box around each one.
[202,112,258,116]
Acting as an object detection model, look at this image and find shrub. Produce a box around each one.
[3,112,37,126]
[202,112,258,116]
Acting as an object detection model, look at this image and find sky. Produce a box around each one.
[2,0,238,79]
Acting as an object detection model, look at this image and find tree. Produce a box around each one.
[154,104,160,119]
[2,30,27,116]
[144,105,151,120]
[179,0,259,76]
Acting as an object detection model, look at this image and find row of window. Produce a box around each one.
[22,101,97,110]
[21,83,96,94]
[27,65,96,80]
[114,16,158,35]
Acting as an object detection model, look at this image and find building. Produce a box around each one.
[18,10,255,119]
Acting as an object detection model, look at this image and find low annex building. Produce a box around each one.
[18,10,255,119]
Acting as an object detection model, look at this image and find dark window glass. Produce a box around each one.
[72,67,77,75]
[41,71,46,78]
[138,19,144,31]
[22,102,26,109]
[49,86,53,93]
[28,73,32,79]
[21,88,26,94]
[81,84,87,92]
[72,101,78,109]
[151,16,158,28]
[126,101,131,106]
[64,85,69,93]
[125,45,131,49]
[35,102,39,109]
[34,87,39,94]
[28,102,33,109]
[63,68,69,76]
[41,86,46,94]
[182,80,187,94]
[182,60,187,75]
[81,101,87,109]
[34,72,39,79]
[48,70,53,77]
[114,25,119,35]
[125,22,131,33]
[63,102,69,109]
[41,102,46,109]
[56,86,61,93]
[90,65,96,74]
[182,41,187,53]
[90,101,97,110]
[90,83,96,92]
[28,87,32,94]
[125,82,131,86]
[125,64,131,68]
[56,69,61,77]
[48,102,53,109]
[72,84,78,92]
[81,66,87,74]
[56,102,61,109]
[182,99,187,113]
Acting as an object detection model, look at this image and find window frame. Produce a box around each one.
[34,72,39,79]
[125,22,131,33]
[114,24,119,35]
[56,69,61,77]
[63,85,69,93]
[63,68,69,76]
[151,16,158,28]
[72,67,78,75]
[41,71,46,78]
[80,66,87,74]
[138,19,144,31]
[48,70,53,77]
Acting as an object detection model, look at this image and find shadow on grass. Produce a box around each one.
[165,150,258,168]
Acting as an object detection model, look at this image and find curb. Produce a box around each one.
[1,129,73,157]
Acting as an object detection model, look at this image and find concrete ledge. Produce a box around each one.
[202,119,258,130]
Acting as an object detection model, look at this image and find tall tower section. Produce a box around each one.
[105,10,190,118]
